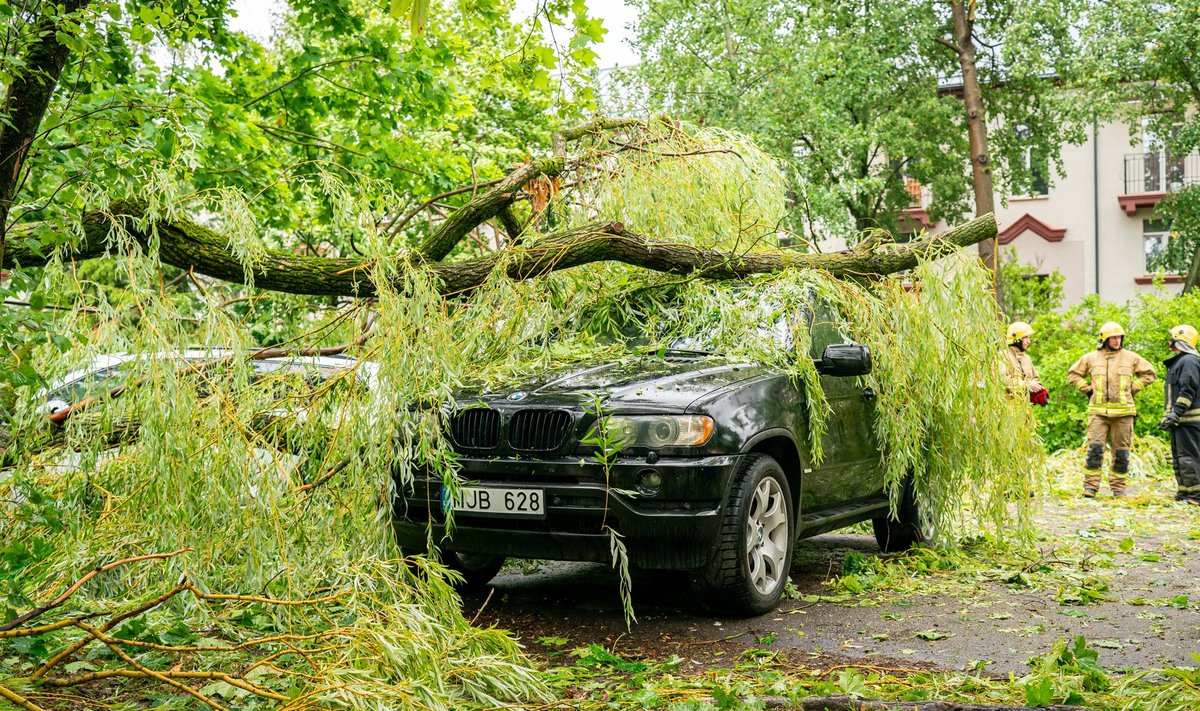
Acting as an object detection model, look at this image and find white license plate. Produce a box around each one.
[445,485,545,518]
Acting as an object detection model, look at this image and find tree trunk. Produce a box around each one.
[3,202,998,298]
[0,0,91,270]
[950,0,1003,306]
[1183,240,1200,293]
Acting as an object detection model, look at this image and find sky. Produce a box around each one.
[229,0,640,69]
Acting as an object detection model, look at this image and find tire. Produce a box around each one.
[442,551,506,591]
[401,547,505,592]
[694,454,794,617]
[872,477,924,553]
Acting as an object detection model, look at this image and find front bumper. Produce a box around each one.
[392,453,743,569]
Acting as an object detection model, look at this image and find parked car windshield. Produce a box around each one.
[666,306,798,356]
[44,352,376,414]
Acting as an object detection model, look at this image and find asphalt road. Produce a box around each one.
[462,501,1200,677]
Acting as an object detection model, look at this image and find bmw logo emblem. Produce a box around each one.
[507,391,528,401]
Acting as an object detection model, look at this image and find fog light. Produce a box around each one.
[637,468,663,495]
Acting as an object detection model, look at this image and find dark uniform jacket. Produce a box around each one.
[1164,350,1200,424]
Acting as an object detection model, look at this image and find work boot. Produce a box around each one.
[1176,459,1200,504]
[1083,488,1098,498]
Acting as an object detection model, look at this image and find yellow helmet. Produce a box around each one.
[1170,324,1199,348]
[1098,321,1126,340]
[1006,321,1034,343]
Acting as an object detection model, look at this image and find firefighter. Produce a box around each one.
[1003,321,1046,403]
[1159,324,1200,504]
[1066,321,1156,497]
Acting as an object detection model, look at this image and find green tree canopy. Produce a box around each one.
[1078,0,1200,289]
[621,0,1089,242]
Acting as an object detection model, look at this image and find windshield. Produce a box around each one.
[44,354,375,411]
[666,304,802,356]
[47,366,128,405]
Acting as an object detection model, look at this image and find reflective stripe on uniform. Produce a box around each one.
[1090,402,1138,416]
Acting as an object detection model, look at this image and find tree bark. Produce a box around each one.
[949,1,1003,306]
[416,156,564,261]
[0,0,91,269]
[416,116,643,261]
[1183,240,1200,294]
[3,202,998,298]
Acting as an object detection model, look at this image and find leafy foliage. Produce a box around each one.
[620,0,1091,241]
[1150,186,1200,275]
[999,250,1067,323]
[1079,0,1200,282]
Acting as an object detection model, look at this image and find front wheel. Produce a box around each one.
[442,551,506,591]
[694,454,794,617]
[401,548,505,591]
[872,477,925,553]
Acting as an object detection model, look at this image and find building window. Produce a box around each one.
[904,177,922,207]
[1134,120,1198,194]
[1012,125,1049,197]
[1021,146,1050,196]
[1144,219,1170,272]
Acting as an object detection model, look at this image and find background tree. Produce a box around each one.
[621,0,1087,264]
[0,0,600,378]
[1078,0,1200,292]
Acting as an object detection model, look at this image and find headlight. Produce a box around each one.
[592,415,714,449]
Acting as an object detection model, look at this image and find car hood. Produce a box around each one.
[462,356,771,411]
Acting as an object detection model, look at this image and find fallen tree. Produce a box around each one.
[0,5,1030,711]
[2,201,996,297]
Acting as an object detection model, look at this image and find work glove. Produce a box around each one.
[1159,411,1181,430]
[1082,386,1094,397]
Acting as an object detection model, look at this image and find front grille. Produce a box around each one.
[450,408,500,449]
[510,409,572,451]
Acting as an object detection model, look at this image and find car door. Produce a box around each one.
[801,299,883,511]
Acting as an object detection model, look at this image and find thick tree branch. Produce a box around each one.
[416,156,563,261]
[4,201,998,298]
[416,117,646,261]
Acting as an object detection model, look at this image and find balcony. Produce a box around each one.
[1119,152,1200,214]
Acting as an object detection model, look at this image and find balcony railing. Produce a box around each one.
[1123,152,1200,194]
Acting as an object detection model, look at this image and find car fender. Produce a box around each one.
[740,428,806,517]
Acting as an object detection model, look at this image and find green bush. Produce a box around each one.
[1000,251,1066,322]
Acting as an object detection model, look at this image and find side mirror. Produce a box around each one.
[815,344,872,377]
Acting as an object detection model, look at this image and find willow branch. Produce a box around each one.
[0,548,190,632]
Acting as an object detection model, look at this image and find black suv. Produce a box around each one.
[392,300,922,616]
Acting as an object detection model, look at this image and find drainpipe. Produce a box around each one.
[1093,118,1101,295]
